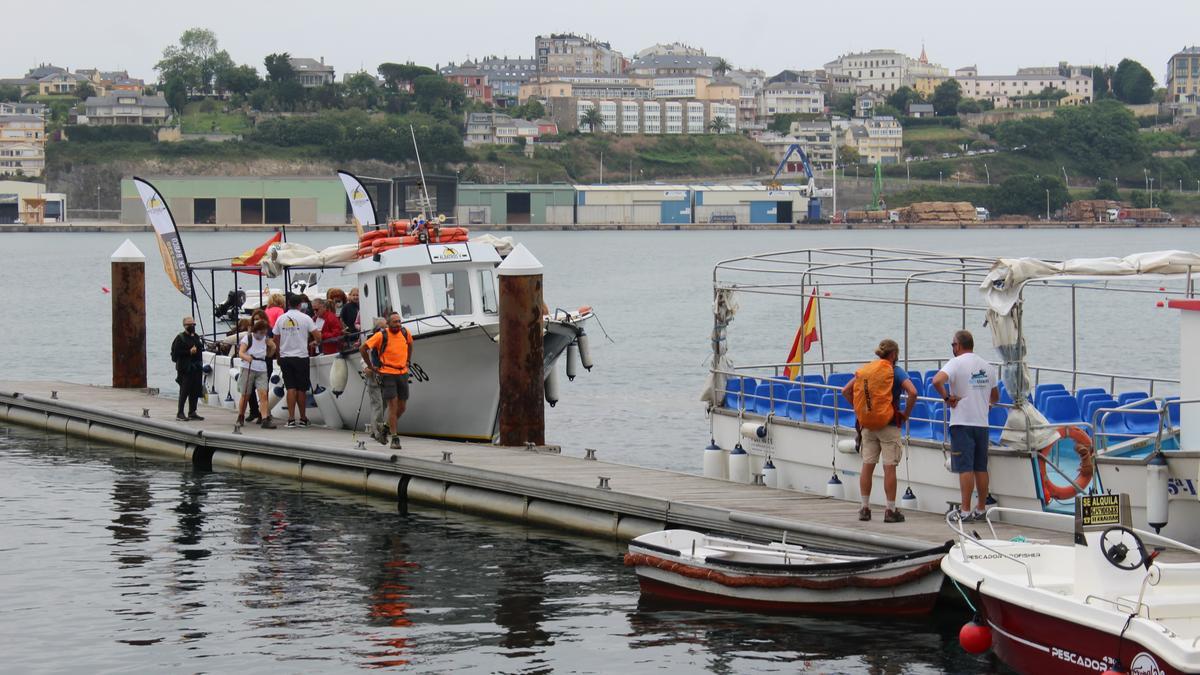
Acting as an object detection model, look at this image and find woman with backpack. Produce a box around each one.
[841,339,918,524]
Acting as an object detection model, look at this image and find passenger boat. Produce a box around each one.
[702,248,1200,544]
[941,496,1200,675]
[138,172,595,442]
[625,529,949,615]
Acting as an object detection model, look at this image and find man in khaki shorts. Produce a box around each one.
[841,339,919,523]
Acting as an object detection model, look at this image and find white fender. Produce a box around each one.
[566,343,579,381]
[544,366,560,408]
[577,332,594,371]
[762,458,778,488]
[703,440,727,480]
[1147,453,1169,532]
[330,358,349,396]
[313,385,344,430]
[727,443,750,483]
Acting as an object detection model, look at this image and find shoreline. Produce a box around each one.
[0,220,1191,233]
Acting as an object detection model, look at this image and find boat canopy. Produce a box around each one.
[259,242,359,277]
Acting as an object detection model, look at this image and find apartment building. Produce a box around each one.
[844,116,903,164]
[953,65,1092,107]
[824,47,947,93]
[558,97,736,134]
[758,82,826,119]
[81,92,171,126]
[535,34,624,75]
[0,113,46,176]
[288,57,336,87]
[1167,47,1200,103]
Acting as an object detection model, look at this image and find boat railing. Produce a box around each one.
[947,508,1053,587]
[1090,397,1195,457]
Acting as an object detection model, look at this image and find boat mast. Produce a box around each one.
[410,125,434,218]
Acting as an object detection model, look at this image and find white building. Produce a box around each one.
[758,83,826,118]
[535,34,624,75]
[953,65,1093,107]
[823,47,948,92]
[635,42,707,59]
[665,101,683,134]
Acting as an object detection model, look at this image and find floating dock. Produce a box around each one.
[0,380,1061,554]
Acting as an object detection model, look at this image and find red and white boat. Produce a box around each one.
[624,529,950,616]
[941,498,1200,675]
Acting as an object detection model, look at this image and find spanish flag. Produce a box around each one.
[783,289,819,380]
[231,232,282,275]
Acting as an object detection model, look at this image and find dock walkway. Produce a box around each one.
[0,380,1063,553]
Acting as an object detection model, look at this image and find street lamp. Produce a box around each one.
[1149,177,1155,208]
[1062,166,1069,188]
[984,163,990,185]
[501,164,506,184]
[1045,189,1050,221]
[906,158,911,185]
[939,170,943,184]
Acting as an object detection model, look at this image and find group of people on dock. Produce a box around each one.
[841,330,998,525]
[169,285,414,450]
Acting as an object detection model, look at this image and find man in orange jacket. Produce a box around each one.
[360,311,414,450]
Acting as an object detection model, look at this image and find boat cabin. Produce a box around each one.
[343,242,502,335]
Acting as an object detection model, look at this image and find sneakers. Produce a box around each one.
[390,435,402,450]
[972,509,987,522]
[298,418,310,428]
[858,506,871,521]
[246,411,262,423]
[954,510,975,523]
[187,413,205,421]
[884,509,906,523]
[176,413,188,422]
[285,419,297,428]
[260,416,277,429]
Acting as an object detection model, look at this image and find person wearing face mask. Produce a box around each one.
[341,287,361,337]
[360,311,413,450]
[236,319,278,429]
[171,316,206,422]
[312,298,343,355]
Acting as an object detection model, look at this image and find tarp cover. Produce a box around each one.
[260,242,359,277]
[701,288,740,405]
[471,234,515,257]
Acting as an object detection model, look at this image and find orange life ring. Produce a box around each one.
[359,229,388,242]
[387,220,412,237]
[1038,425,1094,503]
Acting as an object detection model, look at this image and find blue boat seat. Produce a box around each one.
[1077,392,1110,420]
[1166,396,1181,427]
[988,407,1009,444]
[997,386,1014,406]
[927,402,948,441]
[1121,399,1161,435]
[1074,387,1107,409]
[1043,396,1082,425]
[819,392,855,427]
[1117,391,1150,405]
[827,372,854,390]
[1037,390,1071,414]
[753,382,789,416]
[1034,384,1068,410]
[800,373,825,386]
[906,401,934,439]
[724,377,756,410]
[785,388,806,421]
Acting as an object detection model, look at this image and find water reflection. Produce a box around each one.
[363,534,415,668]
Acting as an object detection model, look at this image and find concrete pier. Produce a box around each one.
[0,380,1065,553]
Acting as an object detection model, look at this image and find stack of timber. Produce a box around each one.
[898,202,977,223]
[1065,200,1122,221]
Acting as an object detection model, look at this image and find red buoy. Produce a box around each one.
[1157,301,1165,308]
[1101,660,1126,675]
[958,617,992,654]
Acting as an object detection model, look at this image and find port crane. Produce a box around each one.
[768,144,823,221]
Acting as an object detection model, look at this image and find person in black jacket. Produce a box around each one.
[171,316,205,421]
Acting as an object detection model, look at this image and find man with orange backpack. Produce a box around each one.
[841,339,919,523]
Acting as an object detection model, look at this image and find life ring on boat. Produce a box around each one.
[359,229,388,242]
[1038,425,1094,503]
[387,220,412,237]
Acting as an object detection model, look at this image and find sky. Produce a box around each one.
[8,0,1200,84]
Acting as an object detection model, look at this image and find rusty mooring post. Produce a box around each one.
[497,243,545,446]
[111,239,147,388]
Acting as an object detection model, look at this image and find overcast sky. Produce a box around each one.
[9,0,1199,84]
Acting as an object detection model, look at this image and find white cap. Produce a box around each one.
[111,238,145,262]
[496,243,543,276]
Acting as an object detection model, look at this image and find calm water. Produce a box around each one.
[3,228,1197,672]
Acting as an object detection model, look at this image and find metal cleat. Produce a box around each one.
[584,448,597,460]
[597,476,611,490]
[442,451,454,464]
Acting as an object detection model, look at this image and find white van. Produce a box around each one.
[975,207,990,221]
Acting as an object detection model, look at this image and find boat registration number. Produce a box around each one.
[1167,477,1198,496]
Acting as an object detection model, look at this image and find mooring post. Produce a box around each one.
[497,243,545,446]
[111,239,147,388]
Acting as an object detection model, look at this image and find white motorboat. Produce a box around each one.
[702,248,1200,544]
[625,529,949,615]
[941,495,1200,675]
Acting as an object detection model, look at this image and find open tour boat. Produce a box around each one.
[701,248,1200,544]
[942,495,1200,674]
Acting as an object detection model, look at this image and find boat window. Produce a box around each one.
[374,275,391,317]
[478,270,498,314]
[396,272,425,318]
[431,270,473,316]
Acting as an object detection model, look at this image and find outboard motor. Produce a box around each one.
[214,289,246,322]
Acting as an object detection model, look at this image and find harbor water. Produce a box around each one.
[4,228,1199,672]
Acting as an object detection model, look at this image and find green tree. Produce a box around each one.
[74,81,96,100]
[993,175,1068,216]
[311,83,345,110]
[162,76,188,115]
[580,106,604,133]
[343,72,381,109]
[887,86,921,112]
[155,28,230,95]
[264,53,295,83]
[1112,58,1155,104]
[932,79,962,116]
[709,116,730,134]
[831,93,855,117]
[1092,180,1120,200]
[713,58,732,77]
[1129,189,1150,208]
[378,63,435,91]
[1092,65,1114,100]
[511,98,545,120]
[838,144,860,165]
[412,74,464,113]
[0,85,22,102]
[957,98,982,114]
[218,64,260,97]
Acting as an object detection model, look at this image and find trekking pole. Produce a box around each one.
[349,369,370,443]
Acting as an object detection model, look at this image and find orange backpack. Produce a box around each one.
[853,359,896,430]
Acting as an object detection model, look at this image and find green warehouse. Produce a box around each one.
[455,183,575,225]
[120,176,348,226]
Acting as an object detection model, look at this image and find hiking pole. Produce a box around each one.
[349,369,370,444]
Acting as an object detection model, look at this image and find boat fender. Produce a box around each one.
[202,364,213,374]
[702,439,727,480]
[577,332,594,371]
[330,358,349,396]
[836,438,857,454]
[900,487,918,511]
[566,343,579,381]
[269,386,285,411]
[544,366,559,407]
[1147,452,1169,533]
[728,443,750,483]
[313,385,344,430]
[740,422,768,439]
[958,614,992,654]
[762,458,777,488]
[825,473,845,499]
[1037,426,1094,503]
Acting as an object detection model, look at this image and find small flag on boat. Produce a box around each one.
[231,232,282,275]
[783,289,819,380]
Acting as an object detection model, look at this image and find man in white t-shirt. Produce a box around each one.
[273,295,320,428]
[931,330,1000,522]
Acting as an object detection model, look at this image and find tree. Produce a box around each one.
[511,98,545,120]
[1092,66,1115,100]
[378,62,435,91]
[343,72,381,109]
[932,79,962,116]
[957,98,982,114]
[709,116,730,134]
[580,106,604,133]
[0,85,22,102]
[1092,180,1120,200]
[713,58,732,77]
[838,144,860,165]
[155,28,231,95]
[264,53,295,83]
[162,76,188,115]
[412,74,464,113]
[74,81,96,100]
[993,175,1068,216]
[218,65,260,98]
[831,93,855,117]
[887,86,921,112]
[1112,58,1155,104]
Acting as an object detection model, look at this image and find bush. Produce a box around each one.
[65,125,157,143]
[900,116,961,129]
